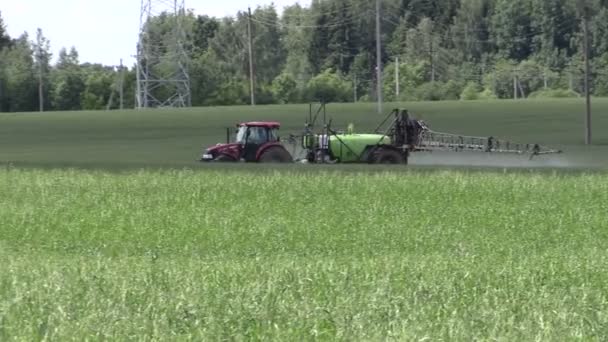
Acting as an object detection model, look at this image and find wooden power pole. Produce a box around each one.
[376,0,382,114]
[119,59,125,110]
[583,0,592,145]
[247,7,256,106]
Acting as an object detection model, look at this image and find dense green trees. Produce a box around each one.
[2,1,608,112]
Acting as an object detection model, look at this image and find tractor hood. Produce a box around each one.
[201,143,241,161]
[206,143,240,154]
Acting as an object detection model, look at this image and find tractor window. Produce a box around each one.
[236,126,248,144]
[268,128,279,142]
[247,127,268,144]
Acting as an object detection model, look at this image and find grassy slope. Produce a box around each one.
[0,98,607,169]
[1,168,608,340]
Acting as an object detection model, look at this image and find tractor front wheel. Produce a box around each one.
[372,148,407,164]
[258,147,293,163]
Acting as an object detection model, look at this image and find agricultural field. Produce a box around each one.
[1,168,607,339]
[1,99,608,339]
[0,98,607,169]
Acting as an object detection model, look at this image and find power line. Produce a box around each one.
[250,10,373,29]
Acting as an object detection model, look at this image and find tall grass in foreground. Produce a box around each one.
[1,168,607,340]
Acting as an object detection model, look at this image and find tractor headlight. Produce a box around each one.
[201,153,214,160]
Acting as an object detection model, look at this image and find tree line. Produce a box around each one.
[1,0,608,112]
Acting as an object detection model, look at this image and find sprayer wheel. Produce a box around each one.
[258,147,293,163]
[372,148,406,164]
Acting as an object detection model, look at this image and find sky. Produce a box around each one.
[1,0,311,66]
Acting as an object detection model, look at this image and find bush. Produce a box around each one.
[413,82,444,101]
[441,80,462,100]
[460,82,481,100]
[528,89,579,98]
[482,59,517,99]
[306,69,351,103]
[478,88,498,100]
[271,73,298,104]
[595,82,608,97]
[460,83,497,101]
[358,94,372,103]
[255,84,277,105]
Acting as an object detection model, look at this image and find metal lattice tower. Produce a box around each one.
[136,0,191,109]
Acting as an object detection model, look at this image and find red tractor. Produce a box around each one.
[200,122,293,163]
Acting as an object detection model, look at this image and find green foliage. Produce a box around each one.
[441,80,463,100]
[251,5,286,83]
[271,73,298,104]
[213,78,249,106]
[516,59,546,96]
[0,34,37,112]
[384,61,427,101]
[0,10,11,50]
[530,0,577,67]
[190,51,221,106]
[358,94,372,102]
[594,53,608,96]
[192,15,219,53]
[491,0,534,60]
[528,88,580,98]
[483,59,517,99]
[478,87,498,100]
[254,83,276,105]
[413,82,444,101]
[32,28,53,111]
[51,47,84,111]
[451,0,494,61]
[306,69,351,103]
[81,67,113,110]
[408,81,463,101]
[460,82,482,100]
[4,0,608,111]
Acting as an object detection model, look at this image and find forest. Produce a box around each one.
[1,0,608,112]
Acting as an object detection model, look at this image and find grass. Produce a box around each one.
[1,167,608,340]
[1,98,608,169]
[1,100,608,339]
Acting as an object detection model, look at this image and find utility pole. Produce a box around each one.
[568,62,574,91]
[35,31,44,112]
[119,58,125,110]
[247,7,256,106]
[37,49,44,112]
[513,74,518,100]
[518,78,526,99]
[429,39,435,82]
[136,0,190,108]
[582,0,592,145]
[376,0,382,114]
[395,57,400,97]
[353,75,358,103]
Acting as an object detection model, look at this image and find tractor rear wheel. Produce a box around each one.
[258,147,293,163]
[372,148,406,164]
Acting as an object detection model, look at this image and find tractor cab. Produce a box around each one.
[235,122,280,144]
[235,122,281,161]
[200,121,292,163]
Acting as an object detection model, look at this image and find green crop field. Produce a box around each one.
[0,98,607,169]
[1,168,607,340]
[1,99,608,340]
